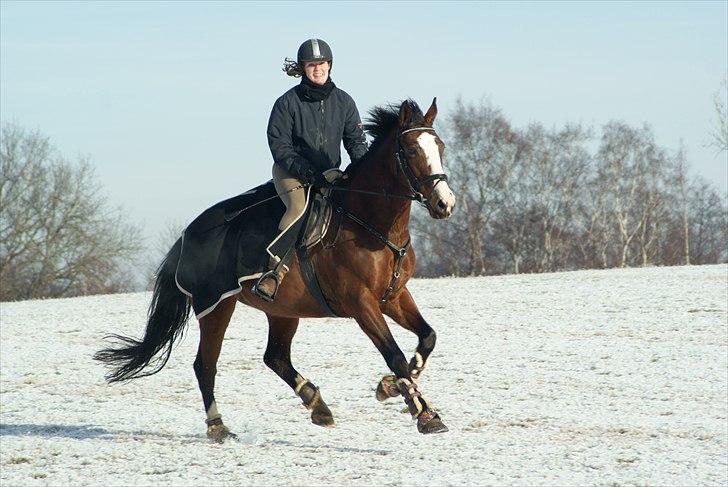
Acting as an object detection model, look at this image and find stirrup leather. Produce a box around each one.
[251,270,281,302]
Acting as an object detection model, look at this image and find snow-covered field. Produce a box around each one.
[1,264,726,486]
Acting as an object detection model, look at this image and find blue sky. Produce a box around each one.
[2,0,727,257]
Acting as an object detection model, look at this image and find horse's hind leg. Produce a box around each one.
[194,296,236,442]
[351,294,447,434]
[264,314,335,427]
[378,287,436,400]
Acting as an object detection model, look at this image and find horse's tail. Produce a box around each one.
[94,237,191,383]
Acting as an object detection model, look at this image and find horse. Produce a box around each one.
[94,98,457,441]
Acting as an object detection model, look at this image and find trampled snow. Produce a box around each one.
[1,265,726,486]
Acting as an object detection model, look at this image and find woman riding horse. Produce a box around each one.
[252,38,368,302]
[95,84,456,440]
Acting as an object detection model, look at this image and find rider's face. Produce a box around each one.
[304,61,330,85]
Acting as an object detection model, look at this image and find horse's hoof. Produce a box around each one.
[417,411,449,434]
[376,375,401,402]
[311,411,336,428]
[311,403,335,428]
[206,423,236,443]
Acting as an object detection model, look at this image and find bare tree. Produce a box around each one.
[673,146,691,265]
[143,220,185,290]
[709,78,728,153]
[412,100,726,277]
[685,178,728,264]
[575,174,611,269]
[518,123,591,272]
[595,122,666,267]
[412,98,518,276]
[0,124,142,301]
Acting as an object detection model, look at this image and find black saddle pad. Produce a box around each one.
[175,180,285,318]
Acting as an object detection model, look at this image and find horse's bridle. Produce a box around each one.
[395,127,449,205]
[321,126,450,305]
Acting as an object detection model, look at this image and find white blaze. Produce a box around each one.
[416,133,456,213]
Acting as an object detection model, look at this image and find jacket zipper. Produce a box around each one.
[319,100,326,150]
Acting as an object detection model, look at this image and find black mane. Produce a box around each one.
[346,100,424,176]
[364,99,424,146]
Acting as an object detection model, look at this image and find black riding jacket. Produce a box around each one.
[267,85,368,176]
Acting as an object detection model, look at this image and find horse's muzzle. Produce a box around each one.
[428,183,456,219]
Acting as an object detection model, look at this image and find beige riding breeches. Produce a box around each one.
[272,163,307,231]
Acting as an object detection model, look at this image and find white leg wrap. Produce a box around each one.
[412,396,423,415]
[294,375,309,394]
[206,401,221,421]
[411,352,428,381]
[397,377,425,416]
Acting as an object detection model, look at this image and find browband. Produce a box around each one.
[399,127,436,136]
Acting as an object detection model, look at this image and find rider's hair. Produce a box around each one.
[283,58,303,78]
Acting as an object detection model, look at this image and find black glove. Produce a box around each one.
[291,160,312,182]
[290,161,328,187]
[310,170,329,188]
[298,165,328,187]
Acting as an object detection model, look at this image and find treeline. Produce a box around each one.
[412,99,728,277]
[2,98,726,301]
[0,124,141,301]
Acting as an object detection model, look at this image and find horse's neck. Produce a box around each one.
[347,135,412,241]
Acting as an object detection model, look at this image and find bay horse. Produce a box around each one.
[95,98,456,441]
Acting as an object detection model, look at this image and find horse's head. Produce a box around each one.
[396,98,456,219]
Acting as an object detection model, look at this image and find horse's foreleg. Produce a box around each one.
[378,288,436,400]
[194,296,236,442]
[263,315,334,427]
[352,295,447,434]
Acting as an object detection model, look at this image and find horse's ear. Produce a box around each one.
[398,101,412,127]
[424,97,438,126]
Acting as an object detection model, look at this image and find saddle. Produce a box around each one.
[295,170,345,317]
[301,169,344,249]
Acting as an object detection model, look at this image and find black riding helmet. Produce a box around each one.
[297,38,333,68]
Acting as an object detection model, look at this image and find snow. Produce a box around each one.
[1,264,726,486]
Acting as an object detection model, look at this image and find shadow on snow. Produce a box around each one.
[0,423,202,442]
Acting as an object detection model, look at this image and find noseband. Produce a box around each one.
[395,127,449,205]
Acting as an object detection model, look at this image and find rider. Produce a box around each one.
[252,38,368,302]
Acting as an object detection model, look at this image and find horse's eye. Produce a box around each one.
[406,148,416,156]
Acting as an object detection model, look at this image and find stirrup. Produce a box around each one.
[251,270,280,302]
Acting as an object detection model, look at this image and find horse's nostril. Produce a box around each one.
[437,200,447,210]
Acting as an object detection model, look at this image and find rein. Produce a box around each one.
[324,186,419,201]
[324,126,449,208]
[224,184,306,223]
